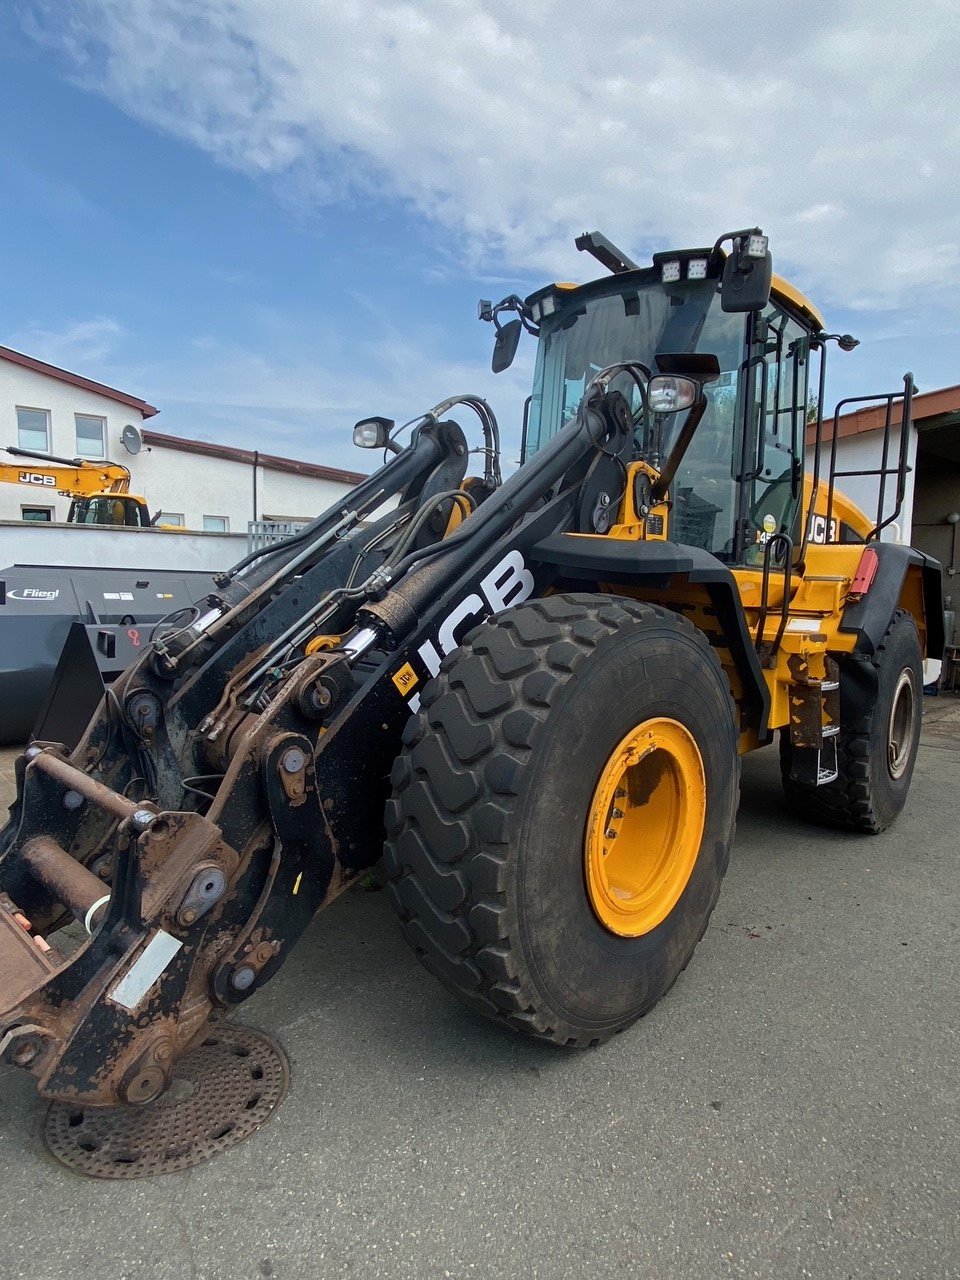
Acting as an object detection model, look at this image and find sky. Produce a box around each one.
[1,1,959,470]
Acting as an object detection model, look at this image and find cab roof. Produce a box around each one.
[531,257,826,333]
[770,274,825,331]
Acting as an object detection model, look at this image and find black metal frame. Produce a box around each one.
[802,372,915,559]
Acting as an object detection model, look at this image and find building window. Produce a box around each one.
[16,406,50,452]
[156,512,185,527]
[202,515,229,532]
[21,505,54,522]
[75,414,106,459]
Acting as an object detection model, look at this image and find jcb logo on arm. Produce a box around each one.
[391,550,535,712]
[18,471,56,487]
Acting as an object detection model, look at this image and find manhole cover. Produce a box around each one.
[44,1023,289,1179]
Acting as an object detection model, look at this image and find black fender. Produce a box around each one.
[528,534,771,736]
[839,542,945,660]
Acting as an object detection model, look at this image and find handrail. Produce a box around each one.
[806,373,914,552]
[755,532,794,666]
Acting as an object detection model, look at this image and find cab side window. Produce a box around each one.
[742,306,809,562]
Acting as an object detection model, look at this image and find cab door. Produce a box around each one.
[736,303,812,565]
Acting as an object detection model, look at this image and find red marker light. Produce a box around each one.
[848,546,879,601]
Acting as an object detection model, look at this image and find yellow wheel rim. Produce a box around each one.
[584,717,706,937]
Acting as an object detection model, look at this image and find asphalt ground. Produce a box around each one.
[0,701,957,1280]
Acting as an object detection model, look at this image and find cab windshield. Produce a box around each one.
[527,276,747,557]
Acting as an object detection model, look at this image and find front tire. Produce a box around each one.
[383,593,740,1047]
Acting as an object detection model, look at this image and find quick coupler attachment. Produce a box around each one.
[0,745,239,1107]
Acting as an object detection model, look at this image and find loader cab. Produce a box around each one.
[522,260,823,566]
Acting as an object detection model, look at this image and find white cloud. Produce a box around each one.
[22,0,960,312]
[5,316,124,368]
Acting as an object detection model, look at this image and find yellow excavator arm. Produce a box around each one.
[2,446,133,497]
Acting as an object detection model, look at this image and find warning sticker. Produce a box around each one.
[762,513,777,534]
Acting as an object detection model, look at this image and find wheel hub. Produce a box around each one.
[584,717,706,937]
[887,668,916,780]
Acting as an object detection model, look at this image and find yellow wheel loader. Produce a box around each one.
[0,229,943,1157]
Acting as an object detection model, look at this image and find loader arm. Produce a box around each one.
[0,399,612,1105]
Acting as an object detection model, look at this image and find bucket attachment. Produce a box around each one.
[32,622,144,750]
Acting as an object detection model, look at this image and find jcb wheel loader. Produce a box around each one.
[0,229,944,1112]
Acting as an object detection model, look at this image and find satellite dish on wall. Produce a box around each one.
[121,424,143,455]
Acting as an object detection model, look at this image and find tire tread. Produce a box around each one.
[384,593,738,1046]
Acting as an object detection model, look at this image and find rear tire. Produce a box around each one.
[780,609,923,833]
[383,593,740,1047]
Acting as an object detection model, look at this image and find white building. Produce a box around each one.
[0,344,366,531]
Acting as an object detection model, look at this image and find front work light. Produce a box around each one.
[661,260,681,283]
[353,417,394,449]
[744,233,769,260]
[687,258,708,280]
[647,375,698,414]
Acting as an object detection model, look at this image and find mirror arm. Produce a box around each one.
[650,394,707,502]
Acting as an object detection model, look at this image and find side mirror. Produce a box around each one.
[647,375,699,414]
[492,319,522,373]
[353,416,395,449]
[721,233,773,313]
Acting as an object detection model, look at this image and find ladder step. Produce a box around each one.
[820,680,840,692]
[822,725,840,738]
[817,766,839,785]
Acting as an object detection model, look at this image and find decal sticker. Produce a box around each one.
[809,515,839,544]
[393,549,535,714]
[7,587,60,602]
[762,513,777,534]
[103,592,135,601]
[392,662,419,696]
[18,471,56,487]
[109,929,182,1011]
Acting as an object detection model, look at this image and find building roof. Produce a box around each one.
[143,428,367,485]
[0,344,160,419]
[808,382,960,446]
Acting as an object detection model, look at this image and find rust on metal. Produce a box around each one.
[20,837,107,927]
[29,750,154,824]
